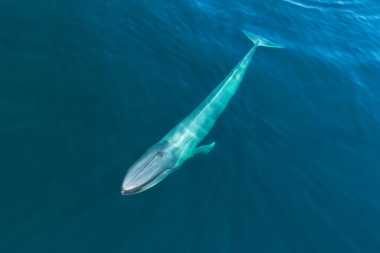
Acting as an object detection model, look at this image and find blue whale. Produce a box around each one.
[121,30,283,195]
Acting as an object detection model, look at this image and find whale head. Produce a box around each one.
[121,142,179,195]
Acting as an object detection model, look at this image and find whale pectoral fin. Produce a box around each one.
[193,142,215,156]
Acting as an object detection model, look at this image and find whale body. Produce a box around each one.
[121,30,283,195]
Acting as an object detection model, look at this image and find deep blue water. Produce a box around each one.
[1,0,380,252]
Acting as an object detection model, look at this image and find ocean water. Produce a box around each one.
[1,0,380,252]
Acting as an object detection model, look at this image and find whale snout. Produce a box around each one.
[121,160,162,195]
[121,145,176,195]
[121,186,143,195]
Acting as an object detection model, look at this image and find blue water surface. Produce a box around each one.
[1,0,380,252]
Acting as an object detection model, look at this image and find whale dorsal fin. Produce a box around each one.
[193,142,215,156]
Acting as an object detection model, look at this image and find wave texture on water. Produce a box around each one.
[1,0,380,252]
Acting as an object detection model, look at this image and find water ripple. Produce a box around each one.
[1,0,380,252]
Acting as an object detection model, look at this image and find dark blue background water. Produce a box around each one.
[1,0,380,252]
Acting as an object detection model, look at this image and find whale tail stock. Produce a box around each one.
[242,30,284,48]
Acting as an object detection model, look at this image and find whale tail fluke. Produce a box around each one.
[242,30,284,48]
